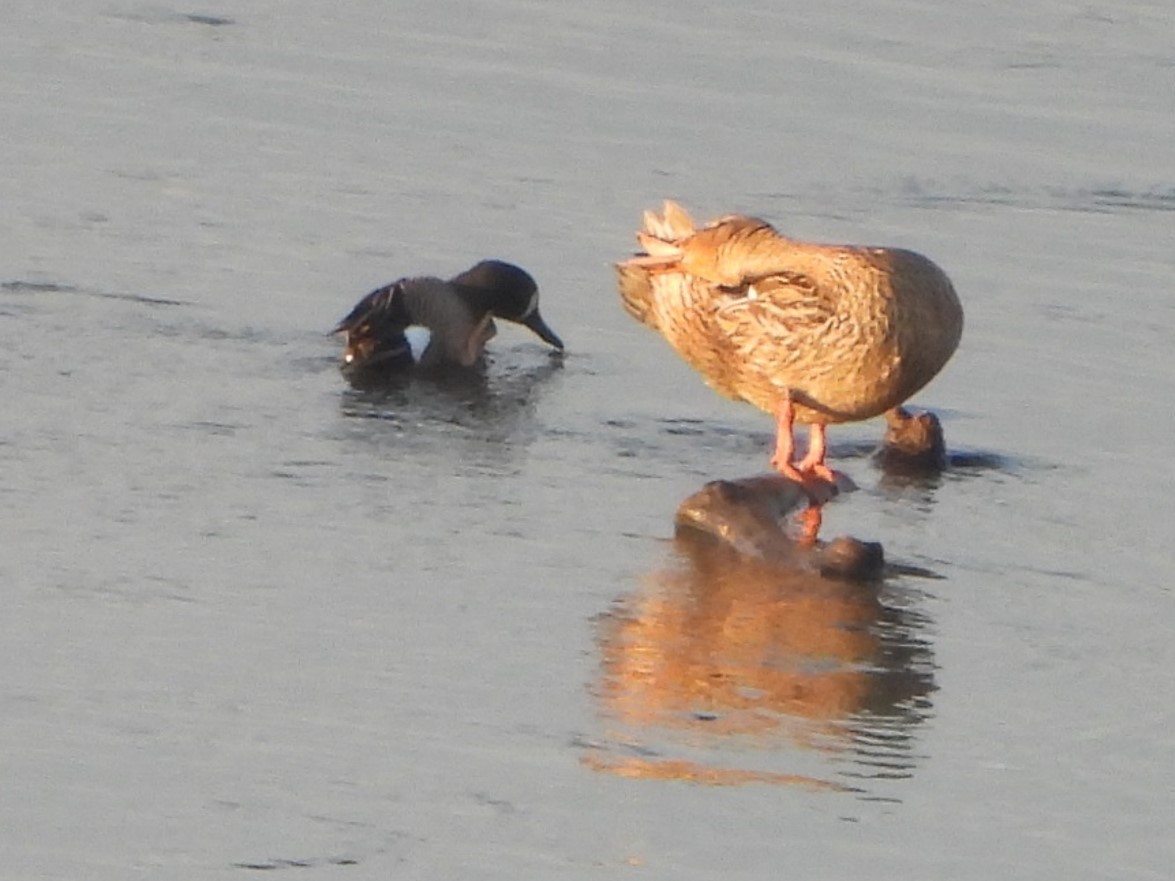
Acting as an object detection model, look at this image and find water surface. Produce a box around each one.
[2,1,1174,878]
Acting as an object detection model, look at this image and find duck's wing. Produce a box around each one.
[331,282,403,336]
[712,271,838,341]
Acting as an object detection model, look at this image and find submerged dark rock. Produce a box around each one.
[673,474,883,582]
[874,405,947,475]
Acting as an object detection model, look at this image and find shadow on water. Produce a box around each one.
[2,279,188,308]
[334,351,565,465]
[582,472,939,797]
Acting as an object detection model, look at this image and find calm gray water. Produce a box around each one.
[3,1,1174,878]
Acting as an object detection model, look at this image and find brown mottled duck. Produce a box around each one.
[616,201,962,486]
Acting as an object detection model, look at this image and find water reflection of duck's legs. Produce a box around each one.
[793,505,823,546]
[790,482,845,546]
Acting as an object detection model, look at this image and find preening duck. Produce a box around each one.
[333,260,563,376]
[616,201,962,485]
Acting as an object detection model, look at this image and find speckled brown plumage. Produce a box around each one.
[616,201,963,483]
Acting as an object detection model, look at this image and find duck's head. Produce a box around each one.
[450,260,564,352]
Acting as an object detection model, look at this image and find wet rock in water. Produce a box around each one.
[815,535,885,582]
[874,406,947,475]
[673,474,883,582]
[674,475,811,558]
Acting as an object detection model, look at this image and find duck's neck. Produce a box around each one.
[449,282,498,318]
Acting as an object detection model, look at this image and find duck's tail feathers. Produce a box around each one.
[615,201,699,325]
[642,200,696,240]
[636,233,682,258]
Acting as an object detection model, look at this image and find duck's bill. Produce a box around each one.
[522,311,564,350]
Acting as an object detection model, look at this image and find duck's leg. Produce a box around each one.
[794,424,837,483]
[771,398,838,484]
[771,395,818,481]
[771,398,832,544]
[770,397,803,482]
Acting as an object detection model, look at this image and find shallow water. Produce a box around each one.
[3,1,1174,878]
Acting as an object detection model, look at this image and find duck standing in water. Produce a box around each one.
[332,260,564,377]
[616,201,963,487]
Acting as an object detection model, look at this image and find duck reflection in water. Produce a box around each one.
[585,473,937,792]
[337,351,567,477]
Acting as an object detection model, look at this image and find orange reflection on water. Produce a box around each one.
[580,751,854,791]
[599,551,881,742]
[589,534,934,787]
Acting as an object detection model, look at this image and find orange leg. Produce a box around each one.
[772,397,839,544]
[770,396,804,481]
[794,424,837,483]
[771,397,838,484]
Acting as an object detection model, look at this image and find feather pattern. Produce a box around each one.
[332,260,562,376]
[615,201,963,426]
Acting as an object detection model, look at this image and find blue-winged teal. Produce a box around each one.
[333,260,563,375]
[616,201,962,485]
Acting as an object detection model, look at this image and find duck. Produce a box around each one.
[332,259,564,376]
[616,201,963,486]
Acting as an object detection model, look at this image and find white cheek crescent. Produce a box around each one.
[522,289,539,318]
[404,326,432,362]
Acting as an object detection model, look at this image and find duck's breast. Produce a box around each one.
[872,248,963,402]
